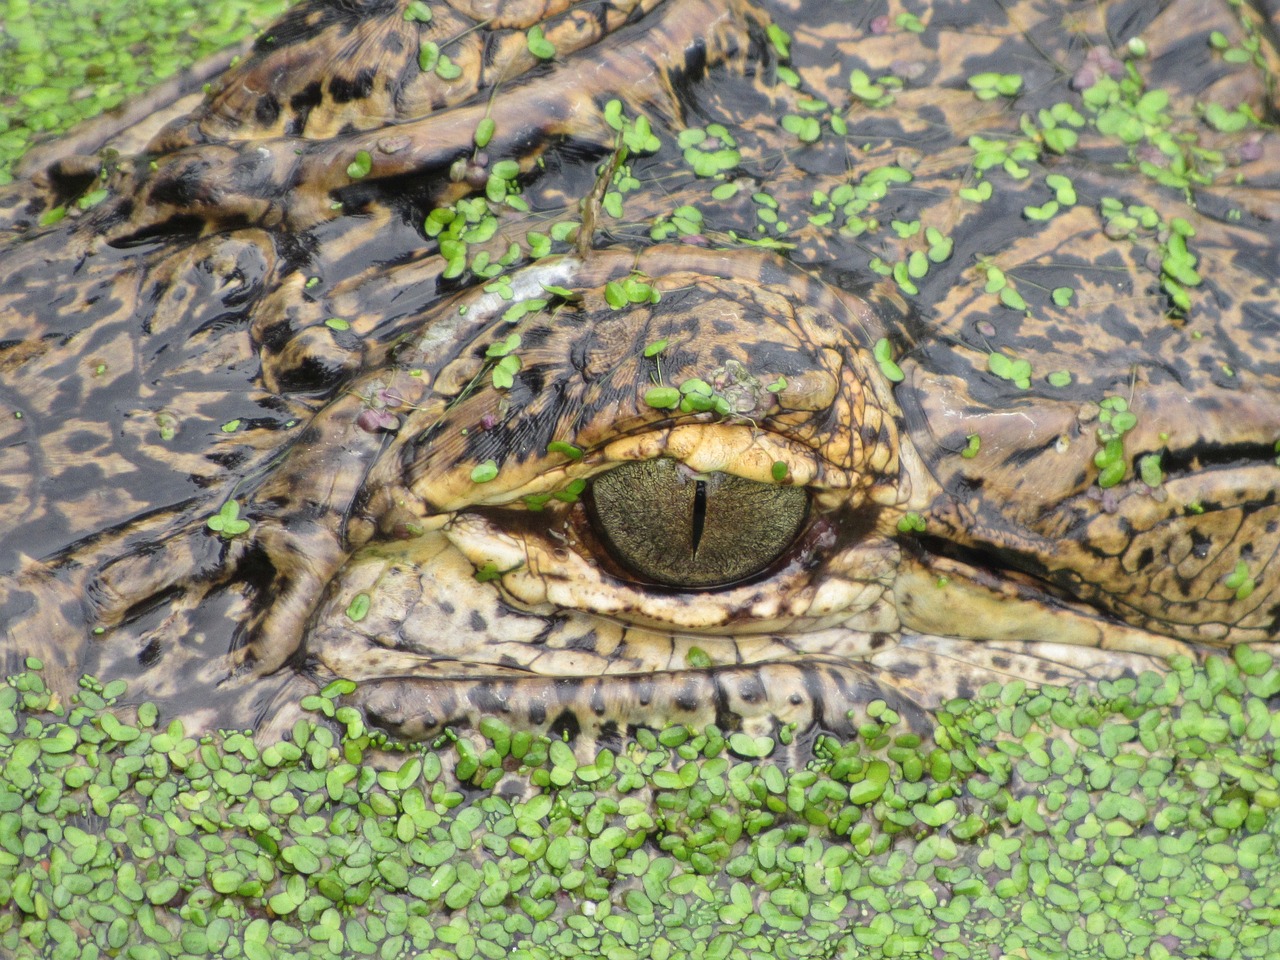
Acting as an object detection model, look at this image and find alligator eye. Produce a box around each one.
[588,458,808,588]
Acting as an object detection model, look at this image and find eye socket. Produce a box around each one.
[587,458,808,589]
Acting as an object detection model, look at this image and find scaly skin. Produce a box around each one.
[0,0,1276,739]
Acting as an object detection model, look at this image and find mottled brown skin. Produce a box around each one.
[0,0,1277,741]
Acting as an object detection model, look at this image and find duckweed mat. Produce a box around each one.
[2,650,1279,959]
[0,0,289,183]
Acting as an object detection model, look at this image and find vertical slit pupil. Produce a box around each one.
[691,479,707,554]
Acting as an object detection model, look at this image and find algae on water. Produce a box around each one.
[2,652,1279,959]
[0,0,290,184]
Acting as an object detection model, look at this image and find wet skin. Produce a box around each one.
[0,0,1278,740]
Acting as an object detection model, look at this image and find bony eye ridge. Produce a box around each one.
[587,458,808,589]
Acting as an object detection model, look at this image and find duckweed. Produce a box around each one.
[545,441,583,460]
[345,150,372,180]
[988,352,1032,389]
[967,72,1023,100]
[525,26,555,61]
[205,500,250,539]
[0,0,294,183]
[1224,561,1257,601]
[344,593,371,622]
[873,338,905,383]
[896,512,926,533]
[1094,395,1138,488]
[4,650,1277,959]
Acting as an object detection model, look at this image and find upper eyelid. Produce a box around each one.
[405,421,857,520]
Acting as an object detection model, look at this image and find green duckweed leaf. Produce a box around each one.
[546,441,583,460]
[897,512,926,533]
[403,1,432,22]
[345,593,371,622]
[999,286,1027,311]
[346,150,372,179]
[206,500,250,539]
[436,55,462,79]
[644,386,680,409]
[873,338,905,382]
[526,25,556,60]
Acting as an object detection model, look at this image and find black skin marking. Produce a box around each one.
[468,684,509,716]
[291,424,325,449]
[634,677,654,707]
[497,781,525,801]
[289,81,323,114]
[675,681,700,712]
[712,676,736,732]
[1003,442,1062,470]
[514,365,547,397]
[1191,530,1213,560]
[548,709,581,742]
[468,610,486,632]
[256,320,294,353]
[328,68,376,104]
[149,161,217,210]
[137,638,162,667]
[1163,440,1280,476]
[520,324,556,350]
[208,450,248,472]
[894,659,922,679]
[254,94,281,127]
[596,722,623,755]
[120,587,185,628]
[566,629,600,654]
[737,673,765,704]
[747,341,810,376]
